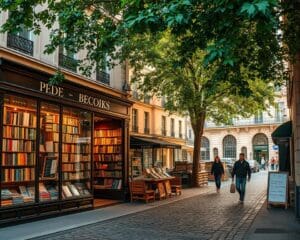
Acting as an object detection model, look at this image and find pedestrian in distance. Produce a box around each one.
[261,157,265,170]
[270,157,275,171]
[231,153,251,203]
[211,156,224,193]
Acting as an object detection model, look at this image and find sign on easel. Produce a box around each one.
[267,172,288,209]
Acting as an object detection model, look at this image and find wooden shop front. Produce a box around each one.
[0,58,132,225]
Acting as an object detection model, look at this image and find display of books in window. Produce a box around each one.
[62,182,90,199]
[1,96,37,207]
[93,127,123,190]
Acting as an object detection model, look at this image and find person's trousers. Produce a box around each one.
[214,174,221,189]
[236,177,247,201]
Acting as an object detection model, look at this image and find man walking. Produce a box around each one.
[232,153,251,203]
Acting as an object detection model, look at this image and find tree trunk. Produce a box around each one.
[191,112,206,187]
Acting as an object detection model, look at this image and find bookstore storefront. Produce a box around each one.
[0,59,131,224]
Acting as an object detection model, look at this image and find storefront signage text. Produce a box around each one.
[40,82,110,110]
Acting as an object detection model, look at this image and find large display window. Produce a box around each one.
[1,95,37,206]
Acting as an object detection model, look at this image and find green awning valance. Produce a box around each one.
[271,121,292,144]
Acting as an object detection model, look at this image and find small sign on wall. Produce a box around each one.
[267,171,288,209]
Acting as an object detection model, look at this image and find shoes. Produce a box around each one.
[217,189,220,193]
[238,200,244,204]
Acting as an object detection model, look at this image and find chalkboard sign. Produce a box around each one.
[267,172,288,209]
[42,157,58,179]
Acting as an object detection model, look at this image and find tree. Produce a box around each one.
[0,0,283,186]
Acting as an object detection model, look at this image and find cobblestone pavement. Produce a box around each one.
[29,172,267,240]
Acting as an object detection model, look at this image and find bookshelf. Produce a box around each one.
[61,109,91,199]
[93,127,123,191]
[39,104,60,202]
[1,96,37,207]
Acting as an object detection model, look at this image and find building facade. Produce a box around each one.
[0,11,132,223]
[184,88,288,164]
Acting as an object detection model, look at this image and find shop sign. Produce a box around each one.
[39,82,110,110]
[272,145,279,150]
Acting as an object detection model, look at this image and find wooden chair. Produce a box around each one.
[170,176,182,196]
[130,180,155,203]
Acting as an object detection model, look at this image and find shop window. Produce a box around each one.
[61,107,91,199]
[223,135,237,159]
[201,137,210,161]
[39,103,60,201]
[2,95,37,206]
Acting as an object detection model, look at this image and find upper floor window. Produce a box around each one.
[161,116,166,136]
[254,111,263,124]
[132,109,138,132]
[96,69,110,85]
[7,25,33,56]
[58,46,78,72]
[144,112,149,134]
[161,96,166,108]
[144,94,151,104]
[179,120,182,138]
[275,102,285,122]
[170,118,175,137]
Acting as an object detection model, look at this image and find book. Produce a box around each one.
[62,185,72,198]
[68,184,80,196]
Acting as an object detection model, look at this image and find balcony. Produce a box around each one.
[132,125,139,133]
[96,70,110,85]
[161,129,167,136]
[7,33,33,56]
[144,128,150,134]
[59,53,78,72]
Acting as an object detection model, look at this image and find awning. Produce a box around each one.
[130,136,181,149]
[271,120,292,144]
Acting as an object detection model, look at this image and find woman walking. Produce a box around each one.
[211,156,225,193]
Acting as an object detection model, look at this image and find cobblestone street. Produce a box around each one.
[30,172,267,240]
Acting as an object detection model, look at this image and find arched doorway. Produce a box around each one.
[223,135,237,159]
[252,133,269,163]
[201,136,210,161]
[241,146,247,159]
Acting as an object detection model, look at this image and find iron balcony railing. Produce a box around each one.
[59,53,78,72]
[205,117,288,129]
[144,128,150,134]
[96,70,110,85]
[7,33,33,56]
[132,125,139,133]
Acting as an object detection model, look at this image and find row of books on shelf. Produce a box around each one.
[93,145,121,154]
[62,153,89,162]
[62,144,90,153]
[4,110,37,127]
[44,123,59,132]
[62,172,90,180]
[39,183,58,201]
[42,132,59,142]
[62,117,79,126]
[1,186,34,206]
[44,115,59,124]
[143,168,172,179]
[62,182,90,198]
[40,141,59,153]
[2,139,35,152]
[94,137,121,145]
[94,171,122,178]
[94,162,122,170]
[94,179,122,190]
[94,129,121,137]
[3,126,36,140]
[62,162,90,171]
[63,133,80,143]
[62,125,79,134]
[2,168,35,182]
[94,154,122,162]
[2,153,35,166]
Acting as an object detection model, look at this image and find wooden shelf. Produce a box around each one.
[94,176,122,179]
[2,165,35,168]
[2,181,35,186]
[2,137,36,140]
[3,124,36,128]
[94,169,122,171]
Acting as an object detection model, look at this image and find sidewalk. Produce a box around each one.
[246,201,300,240]
[0,186,214,240]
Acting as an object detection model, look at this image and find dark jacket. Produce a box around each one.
[211,162,224,176]
[231,160,251,179]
